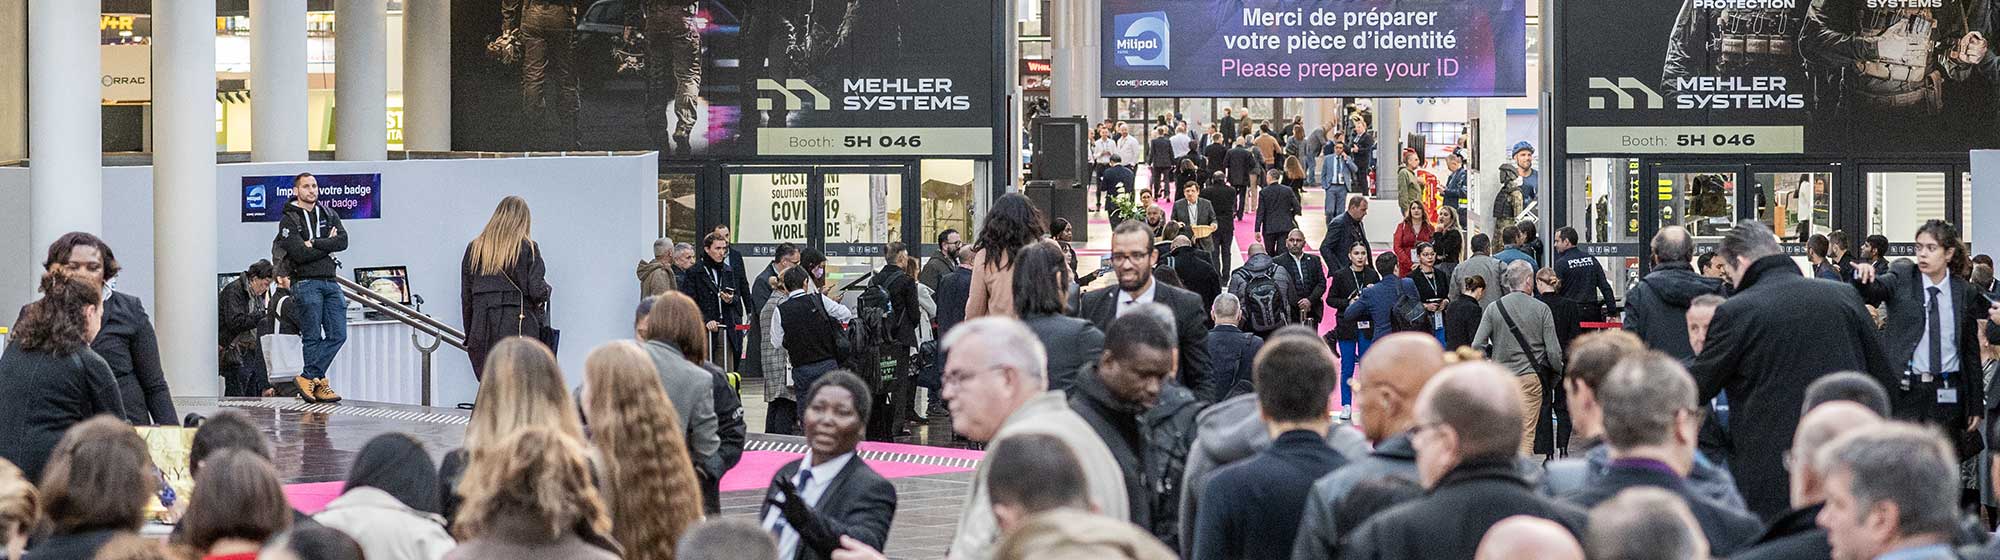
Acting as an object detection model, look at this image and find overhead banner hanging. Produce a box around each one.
[449,0,997,158]
[1098,0,1527,98]
[1560,0,2000,155]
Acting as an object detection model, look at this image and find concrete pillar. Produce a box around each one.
[1050,0,1100,120]
[252,0,309,162]
[335,0,388,160]
[403,0,450,151]
[1373,98,1399,199]
[1475,98,1509,236]
[0,1,25,161]
[154,0,220,396]
[28,0,102,262]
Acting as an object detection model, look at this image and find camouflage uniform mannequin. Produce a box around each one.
[626,0,702,156]
[503,0,582,148]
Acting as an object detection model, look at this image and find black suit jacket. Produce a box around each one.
[1731,504,1831,560]
[1343,459,1588,560]
[1149,136,1176,167]
[1225,147,1259,186]
[1855,260,1987,420]
[1078,282,1214,397]
[1201,182,1238,219]
[756,457,898,560]
[1202,142,1230,175]
[1257,185,1300,234]
[95,291,176,425]
[1691,256,1897,520]
[1319,211,1369,271]
[1561,464,1763,556]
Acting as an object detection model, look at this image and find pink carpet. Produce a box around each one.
[284,442,985,512]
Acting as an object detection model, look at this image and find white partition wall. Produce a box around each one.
[0,154,659,406]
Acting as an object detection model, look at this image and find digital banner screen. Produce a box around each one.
[1560,0,2000,155]
[240,173,382,223]
[450,0,997,158]
[1099,0,1527,98]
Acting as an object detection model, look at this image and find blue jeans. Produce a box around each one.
[1336,334,1373,407]
[294,279,348,380]
[791,358,840,419]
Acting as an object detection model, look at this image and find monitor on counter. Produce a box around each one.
[352,266,411,306]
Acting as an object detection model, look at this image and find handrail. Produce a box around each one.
[331,276,468,351]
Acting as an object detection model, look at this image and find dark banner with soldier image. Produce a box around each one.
[449,0,997,158]
[1560,0,2000,155]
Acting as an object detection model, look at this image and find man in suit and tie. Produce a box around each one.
[1202,130,1231,178]
[1172,182,1217,253]
[1199,178,1239,273]
[1224,136,1260,221]
[1319,195,1370,274]
[1256,176,1300,256]
[1078,221,1215,400]
[760,370,898,560]
[1851,220,1993,460]
[1149,126,1177,200]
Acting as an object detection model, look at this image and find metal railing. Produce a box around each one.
[333,276,465,407]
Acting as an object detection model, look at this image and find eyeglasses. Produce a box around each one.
[1109,251,1154,263]
[942,365,1009,388]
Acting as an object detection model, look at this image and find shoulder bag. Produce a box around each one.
[1494,297,1559,383]
[260,296,305,379]
[504,243,560,353]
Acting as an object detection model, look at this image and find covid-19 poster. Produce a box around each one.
[449,0,998,158]
[1099,0,1527,98]
[1560,0,2000,155]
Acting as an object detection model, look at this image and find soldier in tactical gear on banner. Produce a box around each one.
[1662,0,1812,98]
[502,0,582,148]
[747,0,862,129]
[626,0,703,156]
[1803,1,1987,127]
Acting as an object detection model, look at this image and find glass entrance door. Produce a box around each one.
[721,164,916,298]
[1749,166,1838,243]
[1859,165,1962,258]
[1650,165,1741,242]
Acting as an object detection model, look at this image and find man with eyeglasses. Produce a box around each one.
[1078,221,1215,400]
[941,317,1129,560]
[1555,352,1763,556]
[1340,361,1587,560]
[1730,401,1880,560]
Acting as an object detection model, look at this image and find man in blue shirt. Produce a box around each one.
[1494,226,1540,270]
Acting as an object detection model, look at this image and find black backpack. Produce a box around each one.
[1238,267,1287,332]
[845,282,897,385]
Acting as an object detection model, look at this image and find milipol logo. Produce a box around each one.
[1113,11,1170,69]
[245,185,267,210]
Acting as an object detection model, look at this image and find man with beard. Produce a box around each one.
[625,0,702,156]
[503,0,581,148]
[1079,222,1215,400]
[1803,0,1986,128]
[1662,0,1812,96]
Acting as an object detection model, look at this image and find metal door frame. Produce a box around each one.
[715,163,919,259]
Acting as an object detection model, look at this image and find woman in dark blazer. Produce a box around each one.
[0,267,124,483]
[41,232,175,426]
[461,196,553,380]
[1324,241,1378,415]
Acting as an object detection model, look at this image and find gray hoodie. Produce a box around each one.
[1177,393,1370,553]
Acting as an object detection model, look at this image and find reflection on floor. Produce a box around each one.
[177,396,974,559]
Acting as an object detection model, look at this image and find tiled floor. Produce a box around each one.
[181,396,972,558]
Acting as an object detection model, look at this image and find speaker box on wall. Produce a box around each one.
[1032,117,1088,185]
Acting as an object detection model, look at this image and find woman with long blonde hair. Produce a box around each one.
[447,427,618,560]
[583,341,705,560]
[439,337,583,523]
[461,196,554,380]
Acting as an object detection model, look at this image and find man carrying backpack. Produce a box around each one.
[1228,243,1297,339]
[856,242,921,440]
[1344,252,1425,342]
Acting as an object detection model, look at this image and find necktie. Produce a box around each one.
[1927,286,1943,377]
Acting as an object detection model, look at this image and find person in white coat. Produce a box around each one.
[313,433,456,560]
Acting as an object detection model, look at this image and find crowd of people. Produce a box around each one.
[7,154,2000,560]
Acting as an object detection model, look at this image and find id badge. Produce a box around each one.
[1357,320,1372,331]
[1939,388,1960,404]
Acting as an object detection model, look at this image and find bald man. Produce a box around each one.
[1291,333,1445,560]
[1730,402,1881,560]
[1336,362,1587,560]
[1474,516,1585,560]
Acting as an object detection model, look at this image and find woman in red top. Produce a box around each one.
[1391,200,1434,276]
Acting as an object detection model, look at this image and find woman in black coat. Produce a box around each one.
[42,232,175,425]
[1443,276,1486,352]
[1325,242,1379,415]
[461,196,553,380]
[1407,243,1453,344]
[0,267,124,483]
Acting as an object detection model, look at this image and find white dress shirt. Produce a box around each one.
[761,451,857,560]
[770,288,856,349]
[1114,135,1143,167]
[1115,279,1159,317]
[1912,272,1959,376]
[1170,133,1194,159]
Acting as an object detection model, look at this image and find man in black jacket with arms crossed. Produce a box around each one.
[278,173,349,403]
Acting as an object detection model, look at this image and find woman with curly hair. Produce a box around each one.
[582,340,705,560]
[437,337,584,524]
[0,267,122,483]
[447,426,618,560]
[965,193,1046,320]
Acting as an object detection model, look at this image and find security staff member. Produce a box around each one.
[1852,220,1987,459]
[626,0,702,156]
[1552,227,1616,322]
[503,0,582,148]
